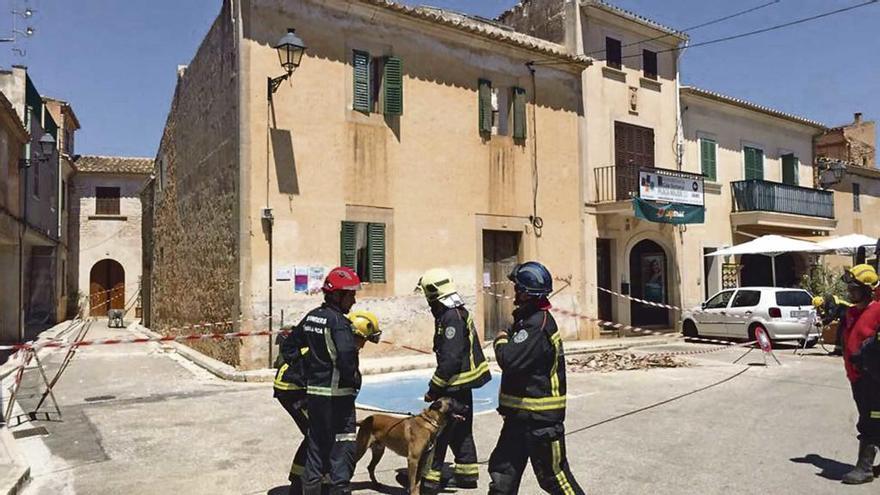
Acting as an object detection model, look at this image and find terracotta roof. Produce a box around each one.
[581,0,688,40]
[74,155,153,175]
[354,0,591,67]
[681,86,827,130]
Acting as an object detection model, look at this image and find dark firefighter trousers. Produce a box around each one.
[852,377,880,445]
[303,395,358,492]
[423,390,479,487]
[276,392,309,482]
[488,418,584,495]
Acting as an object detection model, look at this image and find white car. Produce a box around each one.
[682,287,818,344]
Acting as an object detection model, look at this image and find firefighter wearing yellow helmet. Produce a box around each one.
[416,269,491,492]
[348,310,382,347]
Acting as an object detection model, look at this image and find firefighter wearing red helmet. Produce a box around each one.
[301,266,363,495]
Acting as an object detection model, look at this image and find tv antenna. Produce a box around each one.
[0,2,37,56]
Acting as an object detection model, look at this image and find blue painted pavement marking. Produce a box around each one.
[358,370,499,415]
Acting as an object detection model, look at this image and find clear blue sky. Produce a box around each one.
[5,0,877,158]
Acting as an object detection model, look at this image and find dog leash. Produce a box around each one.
[355,403,416,417]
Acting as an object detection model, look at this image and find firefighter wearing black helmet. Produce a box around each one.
[488,261,585,495]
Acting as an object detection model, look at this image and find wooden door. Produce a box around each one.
[90,259,125,316]
[482,230,521,340]
[597,239,613,321]
[614,122,655,200]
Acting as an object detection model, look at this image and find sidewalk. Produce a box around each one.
[0,428,28,495]
[130,322,680,382]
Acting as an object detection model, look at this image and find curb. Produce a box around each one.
[133,322,679,382]
[0,425,30,495]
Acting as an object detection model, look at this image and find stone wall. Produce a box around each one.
[148,0,241,365]
[496,0,567,44]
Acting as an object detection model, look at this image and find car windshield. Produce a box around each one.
[776,291,812,307]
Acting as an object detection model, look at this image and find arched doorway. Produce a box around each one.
[90,259,124,317]
[629,239,669,327]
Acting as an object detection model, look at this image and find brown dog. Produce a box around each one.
[355,397,468,494]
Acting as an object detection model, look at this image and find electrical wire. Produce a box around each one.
[621,0,879,60]
[586,0,782,56]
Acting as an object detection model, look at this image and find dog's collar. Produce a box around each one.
[417,413,441,430]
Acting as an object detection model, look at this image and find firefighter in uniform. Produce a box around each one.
[275,310,381,494]
[301,267,366,495]
[813,294,853,356]
[840,264,880,485]
[488,261,585,495]
[416,269,491,492]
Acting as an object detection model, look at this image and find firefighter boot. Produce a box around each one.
[843,442,877,484]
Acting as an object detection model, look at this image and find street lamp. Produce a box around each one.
[268,28,307,97]
[20,132,55,168]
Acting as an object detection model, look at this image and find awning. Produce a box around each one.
[705,235,825,257]
[817,234,878,255]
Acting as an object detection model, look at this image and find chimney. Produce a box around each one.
[854,112,862,124]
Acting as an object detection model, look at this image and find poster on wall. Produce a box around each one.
[641,254,665,303]
[294,267,308,293]
[722,263,740,290]
[308,267,325,294]
[275,268,292,281]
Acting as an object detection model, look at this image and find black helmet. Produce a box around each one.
[508,261,553,297]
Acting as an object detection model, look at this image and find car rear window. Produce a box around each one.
[776,291,812,307]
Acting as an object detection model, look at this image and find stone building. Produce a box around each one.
[0,66,66,336]
[815,113,876,168]
[145,0,590,368]
[0,90,30,343]
[70,156,152,319]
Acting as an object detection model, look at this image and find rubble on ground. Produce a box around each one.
[567,352,689,373]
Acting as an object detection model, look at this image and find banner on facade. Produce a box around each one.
[632,197,705,225]
[639,170,704,206]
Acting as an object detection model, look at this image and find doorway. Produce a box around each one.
[597,239,613,321]
[703,247,720,300]
[90,259,125,317]
[482,230,520,340]
[629,239,669,327]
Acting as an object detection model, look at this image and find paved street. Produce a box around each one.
[4,321,876,494]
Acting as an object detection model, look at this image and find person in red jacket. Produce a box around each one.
[840,264,880,485]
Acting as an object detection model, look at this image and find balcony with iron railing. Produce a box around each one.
[730,179,834,219]
[593,163,704,204]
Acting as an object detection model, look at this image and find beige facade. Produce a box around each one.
[147,0,589,368]
[70,156,151,319]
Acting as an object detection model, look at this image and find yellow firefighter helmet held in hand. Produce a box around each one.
[348,310,382,344]
[844,264,880,290]
[812,296,825,308]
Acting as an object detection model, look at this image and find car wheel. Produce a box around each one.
[683,320,699,339]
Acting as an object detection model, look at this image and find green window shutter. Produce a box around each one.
[512,87,527,140]
[340,221,358,270]
[700,138,717,181]
[478,79,492,135]
[781,153,798,185]
[383,57,403,116]
[353,50,371,114]
[744,147,764,180]
[366,223,386,283]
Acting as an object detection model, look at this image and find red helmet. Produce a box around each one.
[323,266,362,292]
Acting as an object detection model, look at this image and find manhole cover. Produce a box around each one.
[12,426,49,439]
[83,395,117,402]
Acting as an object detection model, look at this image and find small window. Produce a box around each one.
[775,291,812,307]
[340,221,386,283]
[705,290,734,309]
[642,50,657,80]
[731,290,761,308]
[781,153,798,186]
[743,146,764,180]
[96,187,121,216]
[491,88,509,136]
[700,137,717,181]
[606,37,622,70]
[853,183,861,212]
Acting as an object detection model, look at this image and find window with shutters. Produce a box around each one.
[512,87,527,140]
[614,122,655,200]
[96,187,121,216]
[853,183,861,212]
[352,50,403,116]
[606,37,622,70]
[478,79,493,136]
[699,137,717,181]
[479,81,527,141]
[642,50,657,80]
[781,153,798,186]
[743,146,764,180]
[340,221,386,283]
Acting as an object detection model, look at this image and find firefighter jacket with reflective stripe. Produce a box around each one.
[844,302,880,383]
[301,303,361,397]
[273,325,309,393]
[429,307,491,396]
[494,302,566,423]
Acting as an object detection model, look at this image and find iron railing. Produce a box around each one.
[731,179,834,219]
[594,163,642,203]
